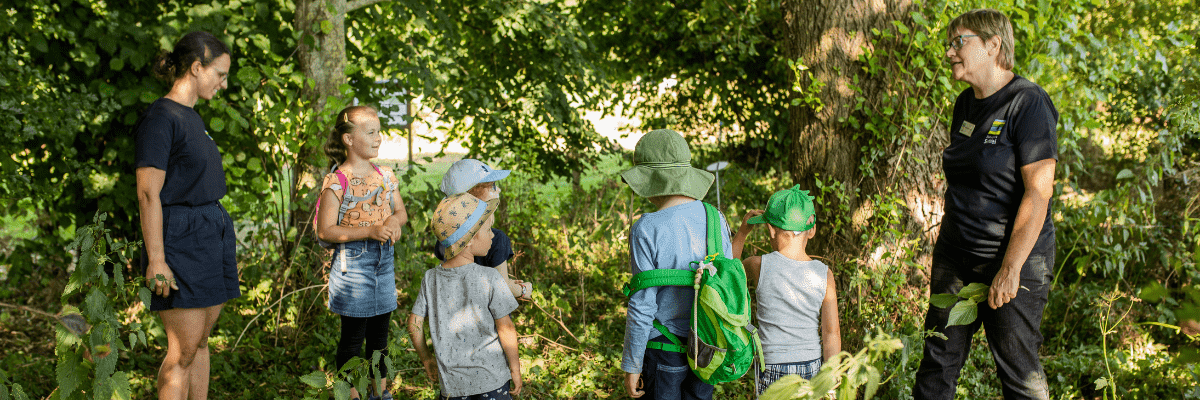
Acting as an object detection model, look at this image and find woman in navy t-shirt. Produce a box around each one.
[913,9,1058,400]
[134,31,240,399]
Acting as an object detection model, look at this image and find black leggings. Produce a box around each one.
[337,311,391,380]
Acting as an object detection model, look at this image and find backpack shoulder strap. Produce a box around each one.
[335,170,349,194]
[315,169,351,226]
[371,163,397,212]
[703,202,725,259]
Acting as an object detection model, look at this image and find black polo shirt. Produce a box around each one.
[134,98,227,206]
[939,75,1058,259]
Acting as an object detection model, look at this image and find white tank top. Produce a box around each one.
[755,251,827,364]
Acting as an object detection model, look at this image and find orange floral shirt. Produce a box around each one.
[320,165,398,227]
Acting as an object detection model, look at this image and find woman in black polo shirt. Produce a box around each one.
[913,9,1058,400]
[134,31,239,399]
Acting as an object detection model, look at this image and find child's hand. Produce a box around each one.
[369,224,395,243]
[515,281,533,301]
[741,209,765,229]
[421,357,439,383]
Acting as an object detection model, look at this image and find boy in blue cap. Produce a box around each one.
[732,185,842,395]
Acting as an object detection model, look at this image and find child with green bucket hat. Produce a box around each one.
[732,185,842,395]
[619,129,732,400]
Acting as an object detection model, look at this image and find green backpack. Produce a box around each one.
[622,202,764,385]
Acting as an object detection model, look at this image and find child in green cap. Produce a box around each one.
[732,185,842,395]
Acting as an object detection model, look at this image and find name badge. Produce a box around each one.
[958,121,975,137]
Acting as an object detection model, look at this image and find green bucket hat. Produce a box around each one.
[620,129,715,200]
[747,185,816,232]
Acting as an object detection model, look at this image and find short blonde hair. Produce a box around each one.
[948,9,1015,70]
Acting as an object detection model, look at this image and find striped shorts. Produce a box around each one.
[756,358,823,395]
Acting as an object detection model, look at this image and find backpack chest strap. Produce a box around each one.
[621,268,696,296]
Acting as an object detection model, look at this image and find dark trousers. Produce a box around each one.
[913,244,1053,400]
[642,335,713,400]
[337,311,392,381]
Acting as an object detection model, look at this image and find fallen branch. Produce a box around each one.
[529,300,581,344]
[520,333,579,352]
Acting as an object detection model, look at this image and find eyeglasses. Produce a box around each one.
[946,34,979,51]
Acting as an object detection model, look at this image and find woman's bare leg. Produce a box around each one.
[157,304,222,400]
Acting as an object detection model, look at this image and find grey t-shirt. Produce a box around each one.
[411,263,520,397]
[756,252,827,364]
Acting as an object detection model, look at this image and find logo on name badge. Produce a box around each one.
[958,121,975,137]
[984,119,1005,144]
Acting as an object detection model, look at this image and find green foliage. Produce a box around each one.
[51,213,147,399]
[582,0,789,162]
[1,0,1198,398]
[760,333,908,400]
[351,0,613,180]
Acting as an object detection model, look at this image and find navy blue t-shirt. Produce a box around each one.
[134,98,227,206]
[434,228,515,268]
[939,75,1058,259]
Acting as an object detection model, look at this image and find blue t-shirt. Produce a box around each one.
[621,200,732,374]
[433,228,514,268]
[941,75,1058,259]
[134,98,227,206]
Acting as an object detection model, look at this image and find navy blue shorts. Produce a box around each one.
[144,202,240,311]
[440,381,512,400]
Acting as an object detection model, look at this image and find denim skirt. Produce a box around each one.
[329,239,397,318]
[146,202,241,311]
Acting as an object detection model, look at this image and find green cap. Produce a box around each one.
[747,185,816,231]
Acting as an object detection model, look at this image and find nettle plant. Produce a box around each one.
[53,213,151,400]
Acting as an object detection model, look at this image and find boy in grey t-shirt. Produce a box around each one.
[407,193,522,399]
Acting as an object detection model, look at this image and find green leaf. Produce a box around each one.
[111,372,132,400]
[109,57,125,71]
[1139,281,1168,302]
[930,293,959,309]
[299,371,327,388]
[320,20,333,35]
[56,350,84,397]
[333,380,352,400]
[947,300,979,327]
[1094,377,1109,390]
[957,282,989,300]
[1116,169,1134,180]
[138,287,152,308]
[210,117,226,132]
[759,374,808,400]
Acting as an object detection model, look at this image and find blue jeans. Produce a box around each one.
[913,243,1053,400]
[641,335,713,400]
[756,359,822,395]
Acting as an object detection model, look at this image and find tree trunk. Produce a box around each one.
[291,0,385,258]
[296,0,352,112]
[782,0,918,259]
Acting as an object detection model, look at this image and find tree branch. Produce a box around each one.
[347,0,390,12]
